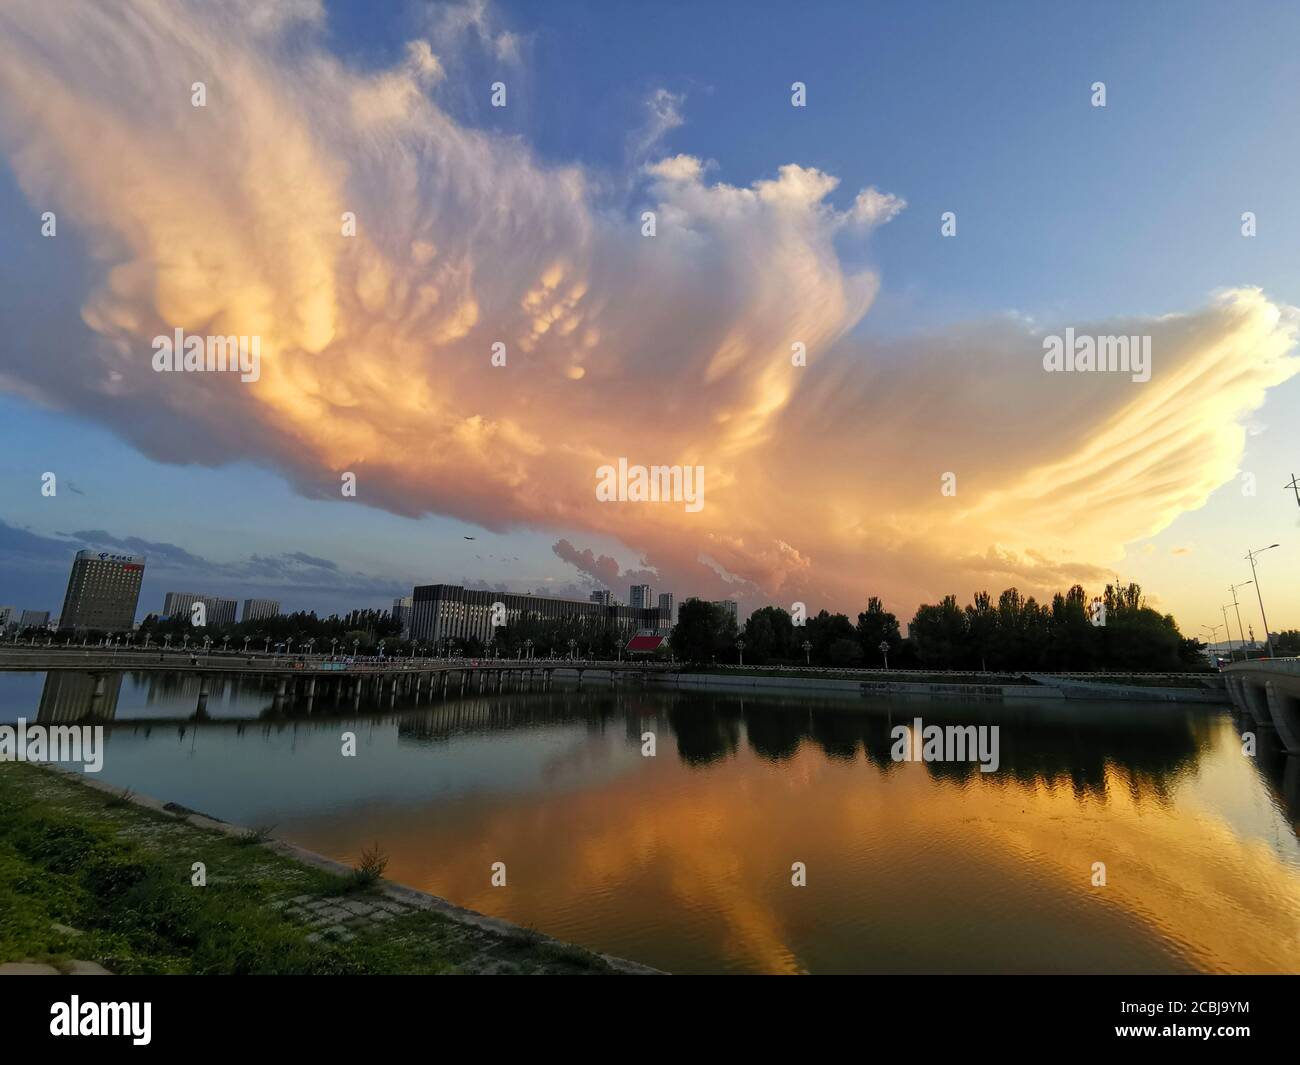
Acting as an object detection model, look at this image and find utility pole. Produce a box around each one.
[1229,581,1252,661]
[1245,544,1280,658]
[1220,605,1236,662]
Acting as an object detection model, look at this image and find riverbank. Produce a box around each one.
[0,761,658,975]
[632,668,1228,702]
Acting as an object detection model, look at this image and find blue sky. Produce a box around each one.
[1,0,1298,630]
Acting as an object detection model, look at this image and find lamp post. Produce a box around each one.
[222,635,230,653]
[1245,544,1280,658]
[525,638,533,661]
[736,637,745,667]
[1220,605,1237,663]
[1229,581,1252,661]
[331,638,338,656]
[879,640,890,670]
[243,636,251,653]
[802,639,812,666]
[567,638,576,661]
[264,636,272,654]
[1201,624,1223,668]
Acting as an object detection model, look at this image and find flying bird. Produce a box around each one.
[463,536,476,540]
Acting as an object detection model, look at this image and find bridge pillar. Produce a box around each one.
[305,677,316,698]
[1265,680,1300,754]
[195,674,210,718]
[1243,680,1272,728]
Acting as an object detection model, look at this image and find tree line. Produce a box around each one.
[667,584,1212,672]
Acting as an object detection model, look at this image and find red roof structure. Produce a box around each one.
[625,633,667,653]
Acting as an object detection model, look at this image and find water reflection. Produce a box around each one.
[3,670,1297,973]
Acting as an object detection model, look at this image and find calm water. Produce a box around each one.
[3,669,1299,974]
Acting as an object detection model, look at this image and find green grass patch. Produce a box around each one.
[0,762,627,975]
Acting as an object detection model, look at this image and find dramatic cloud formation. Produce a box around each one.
[0,0,1296,618]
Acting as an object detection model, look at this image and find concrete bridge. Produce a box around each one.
[1223,659,1300,754]
[0,647,672,719]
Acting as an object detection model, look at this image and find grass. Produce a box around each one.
[0,762,628,975]
[350,843,388,889]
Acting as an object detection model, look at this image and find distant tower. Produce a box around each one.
[629,584,652,610]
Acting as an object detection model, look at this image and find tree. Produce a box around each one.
[855,597,901,665]
[907,595,967,669]
[743,606,795,664]
[670,599,737,663]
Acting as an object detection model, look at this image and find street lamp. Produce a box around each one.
[243,636,251,652]
[1220,604,1236,663]
[331,638,338,656]
[525,638,533,661]
[568,638,576,661]
[1201,624,1223,668]
[802,639,812,665]
[879,640,890,670]
[1245,544,1280,658]
[222,635,230,652]
[1229,581,1252,661]
[736,637,745,667]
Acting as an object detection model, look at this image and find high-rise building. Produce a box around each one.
[59,550,145,632]
[589,589,615,606]
[0,606,16,630]
[411,584,661,646]
[711,599,739,627]
[657,593,674,634]
[392,595,413,636]
[241,598,280,623]
[20,610,51,629]
[629,584,652,610]
[162,592,237,627]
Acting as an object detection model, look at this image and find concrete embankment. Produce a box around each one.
[635,670,1228,703]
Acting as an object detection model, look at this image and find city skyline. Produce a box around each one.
[2,0,1300,639]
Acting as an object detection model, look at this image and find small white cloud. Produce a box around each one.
[848,186,906,227]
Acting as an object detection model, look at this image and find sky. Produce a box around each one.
[1,0,1299,638]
